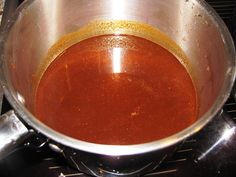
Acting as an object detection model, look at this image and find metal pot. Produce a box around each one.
[0,0,235,176]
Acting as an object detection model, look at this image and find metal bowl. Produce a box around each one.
[0,0,235,176]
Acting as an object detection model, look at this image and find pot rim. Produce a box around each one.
[0,0,235,156]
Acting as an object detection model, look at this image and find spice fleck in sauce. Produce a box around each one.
[35,22,197,145]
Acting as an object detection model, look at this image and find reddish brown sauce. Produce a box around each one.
[35,34,198,145]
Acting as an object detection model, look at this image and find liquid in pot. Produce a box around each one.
[35,21,198,145]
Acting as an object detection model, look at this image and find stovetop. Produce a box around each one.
[0,0,236,177]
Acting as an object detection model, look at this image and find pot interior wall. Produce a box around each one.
[4,0,233,120]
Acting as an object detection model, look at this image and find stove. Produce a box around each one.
[0,1,236,177]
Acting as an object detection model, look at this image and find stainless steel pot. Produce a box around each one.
[0,0,235,176]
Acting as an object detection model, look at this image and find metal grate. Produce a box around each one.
[0,136,197,177]
[46,140,196,177]
[224,97,236,122]
[206,0,236,19]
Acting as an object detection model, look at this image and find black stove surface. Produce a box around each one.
[0,1,236,177]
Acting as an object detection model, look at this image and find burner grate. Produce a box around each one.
[207,0,236,19]
[224,96,236,122]
[0,137,197,177]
